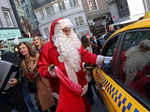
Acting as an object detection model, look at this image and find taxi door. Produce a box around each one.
[94,29,150,112]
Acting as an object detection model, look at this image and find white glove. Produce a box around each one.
[104,56,112,64]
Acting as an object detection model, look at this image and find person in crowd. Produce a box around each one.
[18,42,56,112]
[81,35,95,105]
[37,18,112,112]
[33,35,44,53]
[33,35,57,112]
[18,42,40,112]
[120,39,150,98]
[104,25,115,40]
[0,50,29,112]
[90,35,101,54]
[81,35,93,53]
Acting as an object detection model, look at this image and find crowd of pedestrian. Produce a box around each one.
[0,18,112,112]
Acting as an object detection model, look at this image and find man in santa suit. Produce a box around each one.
[121,39,150,98]
[37,18,112,112]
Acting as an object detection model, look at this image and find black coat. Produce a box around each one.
[0,51,29,112]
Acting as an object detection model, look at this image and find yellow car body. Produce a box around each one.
[93,17,150,112]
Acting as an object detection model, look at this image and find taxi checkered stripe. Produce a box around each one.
[103,77,140,112]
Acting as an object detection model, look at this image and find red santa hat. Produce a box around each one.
[49,18,73,41]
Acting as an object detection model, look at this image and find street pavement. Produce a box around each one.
[92,86,108,112]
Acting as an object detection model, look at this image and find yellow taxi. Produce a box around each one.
[93,14,150,112]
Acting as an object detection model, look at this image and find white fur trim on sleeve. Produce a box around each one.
[96,55,104,65]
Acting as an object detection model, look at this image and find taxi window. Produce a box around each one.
[118,30,150,105]
[101,34,121,75]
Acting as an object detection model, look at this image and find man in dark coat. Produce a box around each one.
[104,25,115,40]
[0,50,29,112]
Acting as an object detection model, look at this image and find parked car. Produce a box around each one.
[93,16,150,112]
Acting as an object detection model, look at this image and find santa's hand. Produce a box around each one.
[104,56,112,64]
[48,64,57,77]
[81,84,88,96]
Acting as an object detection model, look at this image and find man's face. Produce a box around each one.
[62,27,71,37]
[33,36,40,47]
[109,26,114,31]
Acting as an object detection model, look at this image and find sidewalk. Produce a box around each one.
[92,86,108,112]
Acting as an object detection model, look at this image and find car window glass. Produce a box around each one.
[104,36,120,56]
[101,35,120,75]
[118,31,150,104]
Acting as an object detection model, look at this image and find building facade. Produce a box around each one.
[107,0,145,25]
[34,0,89,39]
[20,0,39,36]
[81,0,110,26]
[12,0,30,36]
[0,0,18,28]
[143,0,150,12]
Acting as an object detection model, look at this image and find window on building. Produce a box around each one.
[87,0,97,11]
[58,1,66,12]
[75,16,84,26]
[16,0,21,6]
[26,8,30,17]
[116,0,129,17]
[0,18,3,27]
[3,10,14,27]
[45,5,55,16]
[50,5,55,15]
[53,3,60,14]
[44,27,49,38]
[20,0,25,4]
[45,6,51,16]
[145,0,150,11]
[39,8,44,19]
[64,0,71,9]
[69,0,79,8]
[45,4,55,16]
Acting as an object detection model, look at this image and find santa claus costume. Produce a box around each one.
[37,18,110,112]
[120,39,150,98]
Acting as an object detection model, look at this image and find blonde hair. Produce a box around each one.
[33,36,44,50]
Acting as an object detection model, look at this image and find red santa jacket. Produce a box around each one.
[37,41,98,112]
[120,51,150,98]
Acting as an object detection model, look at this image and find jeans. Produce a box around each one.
[23,80,40,112]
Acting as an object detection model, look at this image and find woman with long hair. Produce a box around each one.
[18,42,40,112]
[18,42,56,112]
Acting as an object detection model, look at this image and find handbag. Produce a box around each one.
[28,80,37,93]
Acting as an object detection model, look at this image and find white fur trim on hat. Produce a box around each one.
[54,18,73,33]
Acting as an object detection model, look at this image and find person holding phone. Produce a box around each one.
[0,51,29,112]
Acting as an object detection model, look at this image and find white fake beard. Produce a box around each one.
[123,46,150,84]
[53,30,81,83]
